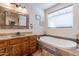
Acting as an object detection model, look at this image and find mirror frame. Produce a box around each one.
[0,11,29,29]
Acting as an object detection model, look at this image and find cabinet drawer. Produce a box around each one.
[0,49,5,53]
[21,42,29,47]
[9,38,22,45]
[0,40,8,48]
[29,42,37,47]
[22,37,29,42]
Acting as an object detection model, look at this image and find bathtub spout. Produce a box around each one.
[76,34,79,43]
[75,34,79,49]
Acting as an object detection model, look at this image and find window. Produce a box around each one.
[48,5,73,28]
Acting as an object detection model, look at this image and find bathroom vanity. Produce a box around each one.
[0,35,37,56]
[0,3,38,56]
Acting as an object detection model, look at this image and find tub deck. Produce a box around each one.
[38,36,79,56]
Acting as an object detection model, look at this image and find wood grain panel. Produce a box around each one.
[9,44,22,56]
[0,40,8,48]
[0,35,37,56]
[9,38,22,45]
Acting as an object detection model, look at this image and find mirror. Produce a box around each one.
[0,11,29,29]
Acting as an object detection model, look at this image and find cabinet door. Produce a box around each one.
[29,35,37,46]
[21,42,29,55]
[10,44,22,56]
[29,35,37,54]
[0,47,9,56]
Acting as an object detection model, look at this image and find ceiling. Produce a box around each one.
[17,3,56,10]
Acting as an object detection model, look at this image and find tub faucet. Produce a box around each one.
[76,34,79,44]
[75,34,79,48]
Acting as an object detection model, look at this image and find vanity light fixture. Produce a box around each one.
[16,4,26,11]
[0,3,28,15]
[18,5,22,10]
[17,5,28,15]
[16,4,21,9]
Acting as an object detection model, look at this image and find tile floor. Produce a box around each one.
[32,49,54,56]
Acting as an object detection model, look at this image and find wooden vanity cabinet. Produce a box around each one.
[0,35,37,56]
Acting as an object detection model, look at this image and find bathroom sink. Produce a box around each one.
[11,32,32,37]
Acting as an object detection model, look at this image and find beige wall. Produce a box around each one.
[45,3,79,39]
[25,5,45,35]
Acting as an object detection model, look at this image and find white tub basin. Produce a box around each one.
[39,36,77,49]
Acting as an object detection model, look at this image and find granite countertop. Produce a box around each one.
[0,34,35,40]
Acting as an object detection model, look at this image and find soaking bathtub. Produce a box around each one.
[38,36,77,49]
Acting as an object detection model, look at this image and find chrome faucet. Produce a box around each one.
[75,34,79,48]
[76,34,79,43]
[16,32,21,35]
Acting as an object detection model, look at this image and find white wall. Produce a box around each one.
[25,5,45,35]
[0,4,45,35]
[45,3,79,39]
